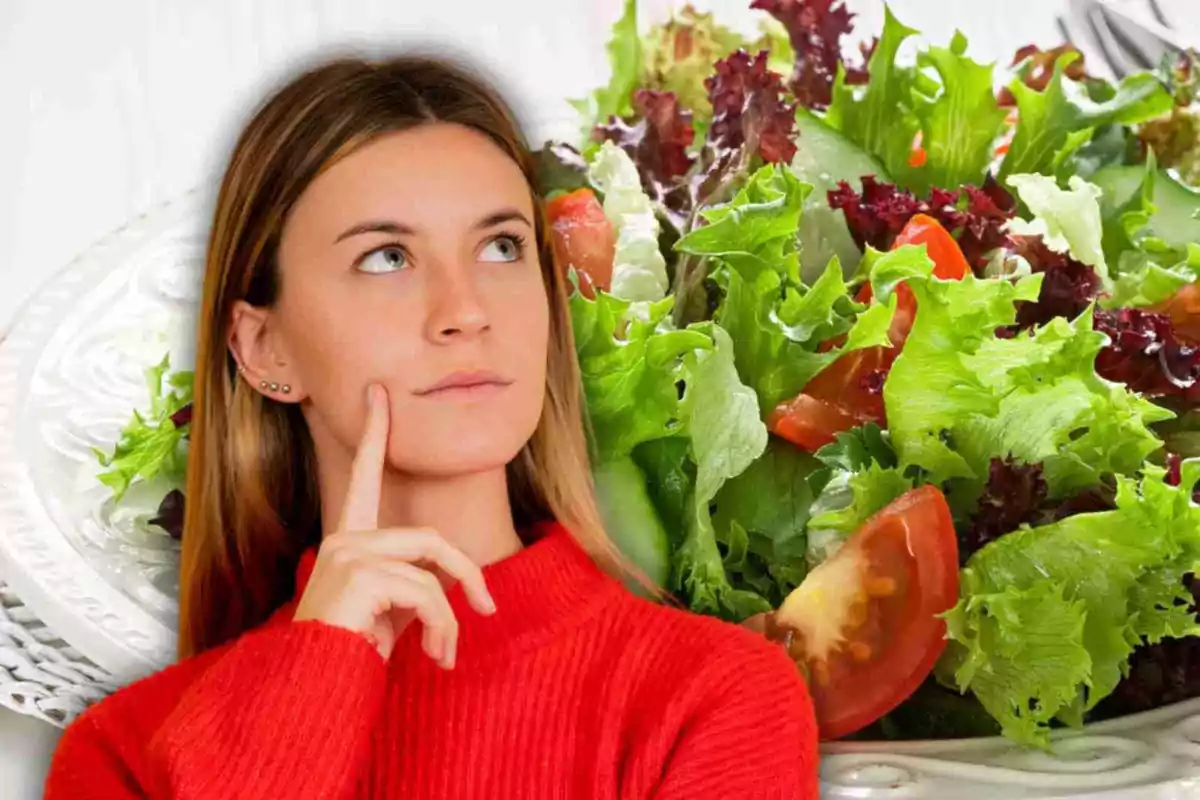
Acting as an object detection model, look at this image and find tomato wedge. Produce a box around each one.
[767,394,862,452]
[772,485,959,740]
[857,214,972,307]
[799,346,891,425]
[769,215,973,452]
[544,188,615,298]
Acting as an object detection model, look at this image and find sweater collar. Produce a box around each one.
[287,522,618,660]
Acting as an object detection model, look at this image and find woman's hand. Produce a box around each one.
[293,384,496,666]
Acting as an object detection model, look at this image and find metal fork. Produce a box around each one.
[1058,0,1191,80]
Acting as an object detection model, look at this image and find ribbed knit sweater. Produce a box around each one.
[45,523,819,798]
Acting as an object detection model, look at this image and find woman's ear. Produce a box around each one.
[228,300,304,402]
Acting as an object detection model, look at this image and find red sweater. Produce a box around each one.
[45,523,819,798]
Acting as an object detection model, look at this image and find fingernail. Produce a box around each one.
[483,595,497,615]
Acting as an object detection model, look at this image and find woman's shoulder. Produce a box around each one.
[68,636,235,741]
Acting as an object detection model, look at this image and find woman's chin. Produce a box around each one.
[387,432,530,479]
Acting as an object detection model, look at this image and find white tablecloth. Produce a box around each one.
[0,0,1174,795]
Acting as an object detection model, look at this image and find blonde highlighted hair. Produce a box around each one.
[178,55,630,658]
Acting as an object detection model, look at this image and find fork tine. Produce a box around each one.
[1083,3,1136,79]
[1096,2,1179,69]
[1084,5,1137,79]
[1059,0,1121,81]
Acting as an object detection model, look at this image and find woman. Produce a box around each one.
[45,55,818,798]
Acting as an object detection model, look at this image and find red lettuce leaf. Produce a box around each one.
[960,456,1119,562]
[705,49,798,164]
[595,89,696,187]
[996,43,1091,107]
[170,402,193,430]
[827,174,1016,269]
[1010,236,1104,329]
[149,488,185,541]
[1093,308,1200,405]
[960,457,1049,560]
[749,0,870,109]
[1097,572,1200,719]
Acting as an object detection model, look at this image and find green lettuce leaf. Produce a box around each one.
[882,271,1042,484]
[571,0,642,146]
[953,309,1173,497]
[1006,173,1109,281]
[998,53,1174,180]
[1106,242,1200,309]
[909,31,1007,195]
[93,354,193,501]
[676,162,810,284]
[824,6,924,185]
[1159,409,1200,460]
[790,108,891,282]
[1100,156,1200,308]
[684,167,922,413]
[807,462,913,534]
[1100,151,1158,271]
[572,288,768,594]
[814,422,898,473]
[937,465,1200,747]
[711,440,821,604]
[571,292,712,462]
[632,436,693,548]
[716,258,898,414]
[883,261,1171,496]
[672,325,773,620]
[592,456,673,590]
[805,424,904,565]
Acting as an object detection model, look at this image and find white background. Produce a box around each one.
[0,0,1072,336]
[0,0,1179,796]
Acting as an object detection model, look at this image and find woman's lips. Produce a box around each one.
[414,371,513,399]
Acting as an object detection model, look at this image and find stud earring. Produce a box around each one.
[255,379,292,396]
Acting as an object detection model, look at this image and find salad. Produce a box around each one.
[96,0,1200,749]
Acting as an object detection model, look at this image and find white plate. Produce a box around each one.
[0,179,1198,800]
[0,190,204,686]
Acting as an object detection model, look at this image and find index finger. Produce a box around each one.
[339,383,390,532]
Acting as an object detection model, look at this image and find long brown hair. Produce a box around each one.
[179,55,626,658]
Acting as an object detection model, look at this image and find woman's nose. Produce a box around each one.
[424,266,490,343]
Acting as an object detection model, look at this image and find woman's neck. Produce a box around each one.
[376,468,524,567]
[315,453,524,568]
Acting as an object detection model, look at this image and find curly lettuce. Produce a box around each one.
[937,463,1200,747]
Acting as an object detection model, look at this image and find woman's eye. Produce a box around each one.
[357,246,409,274]
[479,235,524,263]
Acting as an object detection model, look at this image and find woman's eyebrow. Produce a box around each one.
[334,221,415,243]
[473,209,532,230]
[333,209,531,244]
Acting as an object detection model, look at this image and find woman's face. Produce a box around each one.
[243,122,550,477]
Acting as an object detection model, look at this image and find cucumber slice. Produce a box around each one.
[790,109,891,283]
[592,456,672,592]
[1090,164,1200,250]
